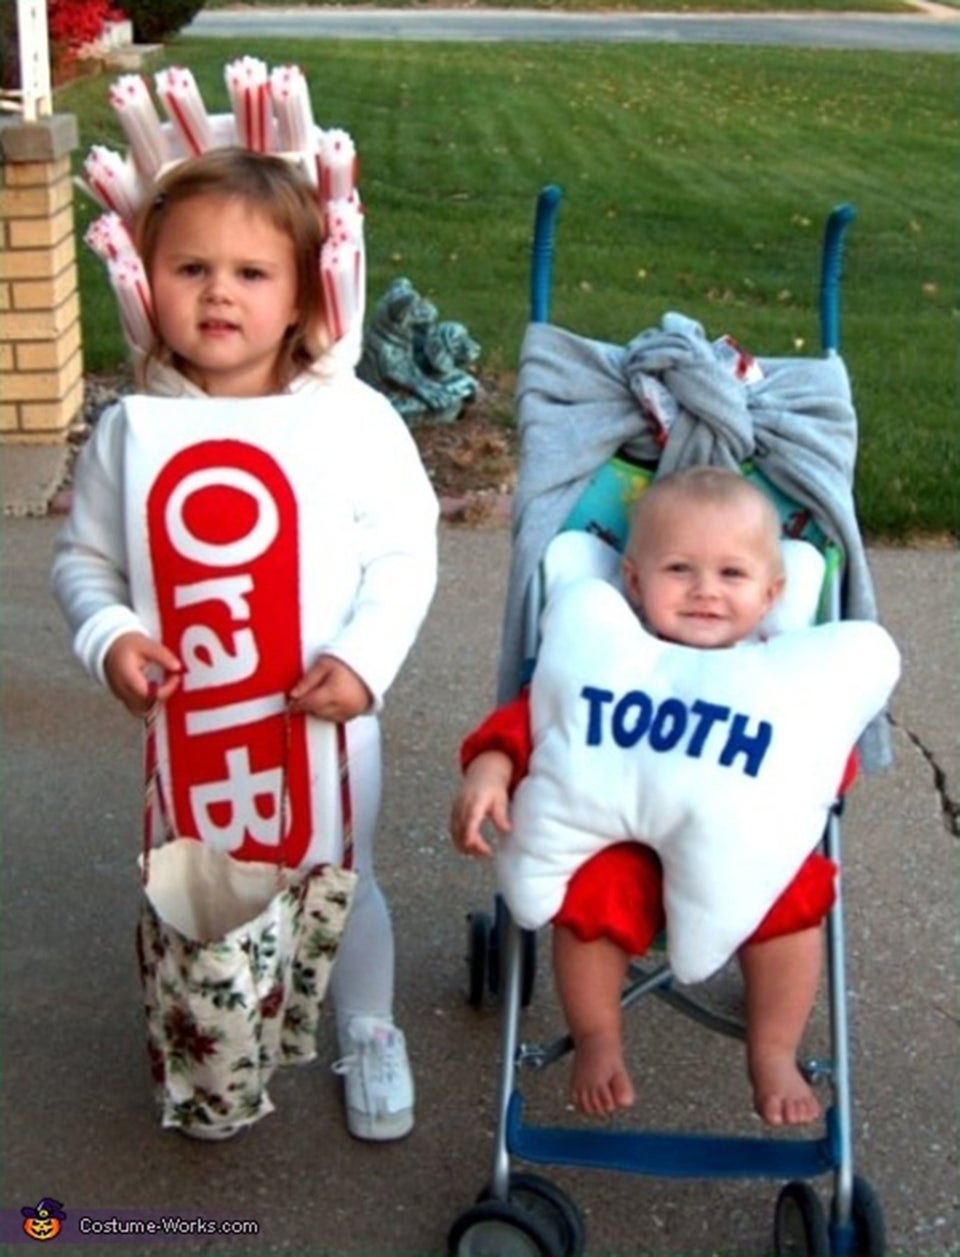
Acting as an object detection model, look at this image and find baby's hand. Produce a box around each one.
[104,631,182,716]
[450,751,513,858]
[288,654,372,722]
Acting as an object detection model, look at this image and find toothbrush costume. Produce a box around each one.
[53,62,438,1138]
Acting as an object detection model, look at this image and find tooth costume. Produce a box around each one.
[475,579,898,984]
[462,534,899,984]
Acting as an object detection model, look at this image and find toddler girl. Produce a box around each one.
[53,148,438,1141]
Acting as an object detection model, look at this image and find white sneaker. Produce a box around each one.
[332,1016,415,1141]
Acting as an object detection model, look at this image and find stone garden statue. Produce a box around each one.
[357,277,481,425]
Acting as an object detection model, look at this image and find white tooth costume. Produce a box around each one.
[501,576,900,984]
[53,62,438,1043]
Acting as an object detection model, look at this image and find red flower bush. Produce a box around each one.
[48,0,125,67]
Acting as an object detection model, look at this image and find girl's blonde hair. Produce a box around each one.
[135,148,331,390]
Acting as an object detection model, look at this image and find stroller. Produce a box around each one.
[448,187,888,1257]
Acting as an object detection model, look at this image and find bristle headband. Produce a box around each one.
[80,59,364,358]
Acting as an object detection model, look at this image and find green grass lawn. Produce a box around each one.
[57,38,957,540]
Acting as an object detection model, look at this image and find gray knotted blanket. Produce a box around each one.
[498,313,891,771]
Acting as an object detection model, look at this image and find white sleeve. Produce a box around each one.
[50,404,149,685]
[322,392,439,709]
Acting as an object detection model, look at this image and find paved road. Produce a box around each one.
[2,517,956,1254]
[187,6,959,53]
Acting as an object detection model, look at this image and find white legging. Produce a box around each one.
[329,717,394,1047]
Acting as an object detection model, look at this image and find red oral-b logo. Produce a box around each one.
[147,439,310,865]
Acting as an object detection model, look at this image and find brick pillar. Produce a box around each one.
[0,114,83,446]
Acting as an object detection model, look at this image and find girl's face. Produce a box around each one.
[148,193,300,397]
[622,496,785,649]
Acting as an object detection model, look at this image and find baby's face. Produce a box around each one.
[622,497,784,649]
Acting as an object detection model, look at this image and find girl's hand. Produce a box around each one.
[288,654,373,722]
[450,751,513,858]
[104,632,182,716]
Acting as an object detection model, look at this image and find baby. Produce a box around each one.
[452,468,840,1126]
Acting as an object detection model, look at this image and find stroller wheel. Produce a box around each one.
[467,911,492,1008]
[773,1182,829,1256]
[447,1198,560,1257]
[477,1173,585,1257]
[833,1176,885,1256]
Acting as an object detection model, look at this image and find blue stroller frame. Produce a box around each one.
[448,188,886,1257]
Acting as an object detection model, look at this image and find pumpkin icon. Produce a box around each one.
[21,1198,65,1241]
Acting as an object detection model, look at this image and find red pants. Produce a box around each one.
[553,842,837,955]
[462,688,843,955]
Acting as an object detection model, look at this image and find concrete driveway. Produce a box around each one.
[1,516,955,1253]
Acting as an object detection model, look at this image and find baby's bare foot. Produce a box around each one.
[749,1048,821,1127]
[571,1032,636,1118]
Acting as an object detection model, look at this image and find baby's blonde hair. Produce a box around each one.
[135,148,331,390]
[629,467,783,574]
